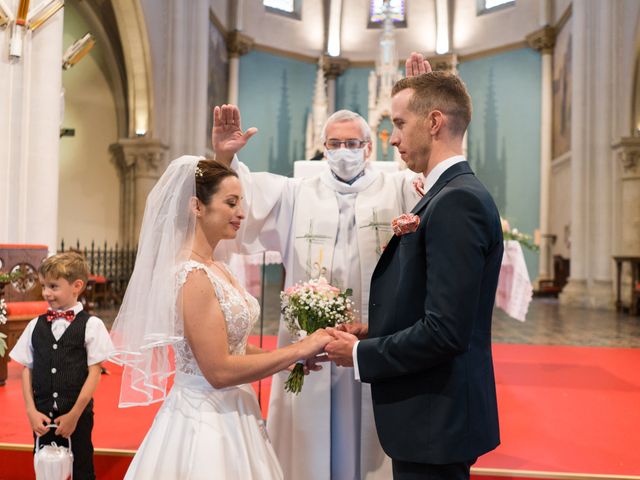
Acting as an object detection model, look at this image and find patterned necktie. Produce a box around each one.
[46,309,75,322]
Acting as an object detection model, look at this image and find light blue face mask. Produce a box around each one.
[325,147,367,181]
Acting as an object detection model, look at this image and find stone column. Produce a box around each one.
[0,1,64,253]
[227,30,253,105]
[162,0,209,161]
[526,25,555,287]
[321,54,349,114]
[560,0,615,309]
[110,139,169,246]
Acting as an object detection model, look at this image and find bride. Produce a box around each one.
[110,156,330,479]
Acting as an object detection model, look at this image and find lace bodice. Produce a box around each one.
[174,260,260,376]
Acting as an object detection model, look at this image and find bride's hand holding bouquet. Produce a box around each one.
[280,275,355,394]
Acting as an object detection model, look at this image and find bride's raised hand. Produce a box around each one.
[212,105,258,164]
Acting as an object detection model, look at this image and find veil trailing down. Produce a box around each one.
[109,155,197,407]
[108,155,287,479]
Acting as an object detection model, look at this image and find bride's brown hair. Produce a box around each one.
[195,159,238,204]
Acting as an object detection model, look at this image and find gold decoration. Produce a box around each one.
[0,1,10,28]
[16,0,29,26]
[62,32,95,70]
[28,0,63,31]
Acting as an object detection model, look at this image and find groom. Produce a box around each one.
[325,70,503,479]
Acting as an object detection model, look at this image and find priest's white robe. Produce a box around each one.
[222,158,420,480]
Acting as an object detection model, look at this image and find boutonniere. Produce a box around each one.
[391,213,420,236]
[412,175,425,197]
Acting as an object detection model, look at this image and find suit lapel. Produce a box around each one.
[410,161,474,216]
[372,162,474,280]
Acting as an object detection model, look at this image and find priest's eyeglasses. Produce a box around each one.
[325,139,368,150]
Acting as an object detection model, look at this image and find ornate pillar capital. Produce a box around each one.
[526,25,556,54]
[109,138,169,245]
[426,53,458,73]
[612,136,640,177]
[110,138,168,178]
[321,54,350,79]
[226,30,254,58]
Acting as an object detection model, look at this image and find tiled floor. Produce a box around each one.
[97,295,640,348]
[493,297,640,347]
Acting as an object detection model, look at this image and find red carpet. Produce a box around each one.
[1,340,639,479]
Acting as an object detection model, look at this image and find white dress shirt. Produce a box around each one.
[9,302,114,369]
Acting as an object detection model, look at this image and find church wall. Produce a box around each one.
[237,50,316,174]
[335,67,373,119]
[241,0,324,57]
[616,1,640,137]
[553,1,573,24]
[341,0,436,61]
[209,0,229,30]
[458,47,542,278]
[140,0,169,141]
[453,0,539,56]
[58,6,120,247]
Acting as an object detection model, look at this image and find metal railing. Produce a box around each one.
[59,240,136,305]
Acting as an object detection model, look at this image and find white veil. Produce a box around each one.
[109,155,200,407]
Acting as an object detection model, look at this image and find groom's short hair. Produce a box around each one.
[392,72,472,137]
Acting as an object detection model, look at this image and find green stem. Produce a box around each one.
[284,363,305,394]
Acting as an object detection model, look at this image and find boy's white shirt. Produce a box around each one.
[9,302,114,369]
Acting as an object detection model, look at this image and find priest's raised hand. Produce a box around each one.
[211,104,258,165]
[405,51,432,77]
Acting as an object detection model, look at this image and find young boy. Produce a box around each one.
[10,251,113,480]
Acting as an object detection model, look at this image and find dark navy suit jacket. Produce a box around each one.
[358,161,503,464]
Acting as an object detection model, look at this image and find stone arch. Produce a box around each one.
[111,0,155,137]
[60,0,158,246]
[633,18,640,135]
[70,0,154,138]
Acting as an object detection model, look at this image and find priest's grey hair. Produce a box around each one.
[321,110,372,143]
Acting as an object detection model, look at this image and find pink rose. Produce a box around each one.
[391,214,420,236]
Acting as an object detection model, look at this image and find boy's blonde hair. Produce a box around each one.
[39,251,90,289]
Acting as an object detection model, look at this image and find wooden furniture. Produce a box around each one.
[0,244,48,302]
[536,255,570,297]
[613,256,640,315]
[0,245,49,386]
[0,302,48,385]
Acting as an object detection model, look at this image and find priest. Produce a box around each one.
[213,104,421,480]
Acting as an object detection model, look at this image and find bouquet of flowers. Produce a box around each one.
[281,276,354,394]
[0,299,8,357]
[501,218,539,252]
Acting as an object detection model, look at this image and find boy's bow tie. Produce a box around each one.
[46,309,75,322]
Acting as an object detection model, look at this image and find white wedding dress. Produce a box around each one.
[124,261,283,479]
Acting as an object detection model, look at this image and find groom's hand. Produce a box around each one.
[336,322,368,340]
[325,328,357,367]
[304,353,330,373]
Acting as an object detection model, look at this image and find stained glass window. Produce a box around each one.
[369,0,406,27]
[264,0,294,12]
[480,0,514,14]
